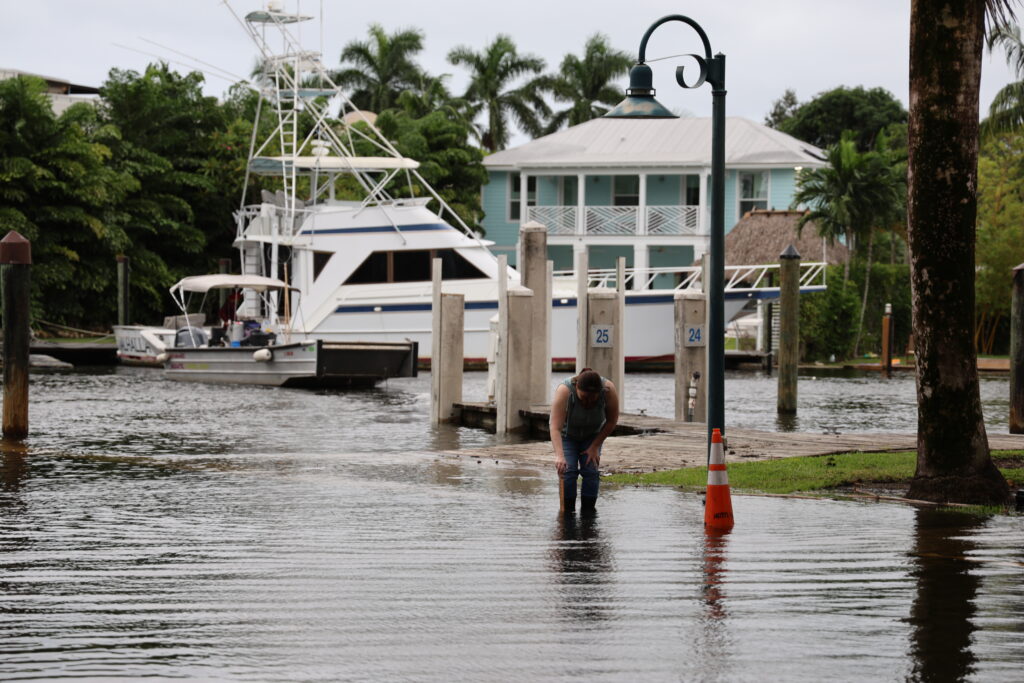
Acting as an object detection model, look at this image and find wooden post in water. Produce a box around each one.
[615,256,626,409]
[1,231,32,440]
[675,291,707,423]
[430,259,464,424]
[495,255,534,434]
[777,245,800,414]
[1011,264,1024,433]
[116,254,130,326]
[575,249,588,373]
[520,222,550,405]
[881,303,893,379]
[585,290,622,392]
[761,272,774,375]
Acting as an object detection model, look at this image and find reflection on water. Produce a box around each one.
[907,509,984,682]
[1,368,1022,680]
[550,513,614,625]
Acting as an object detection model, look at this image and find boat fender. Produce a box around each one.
[156,353,169,364]
[253,348,273,362]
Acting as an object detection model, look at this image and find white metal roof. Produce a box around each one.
[170,274,294,294]
[248,155,420,175]
[483,117,826,170]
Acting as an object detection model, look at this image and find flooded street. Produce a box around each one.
[1,368,1022,680]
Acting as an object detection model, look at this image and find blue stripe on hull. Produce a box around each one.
[301,223,452,235]
[333,288,825,313]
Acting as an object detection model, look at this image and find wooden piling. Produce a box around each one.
[675,291,707,423]
[520,222,550,405]
[1,231,32,440]
[881,303,893,379]
[116,254,130,326]
[430,259,464,423]
[585,290,622,392]
[777,245,800,414]
[575,249,588,373]
[1011,264,1024,433]
[761,272,774,375]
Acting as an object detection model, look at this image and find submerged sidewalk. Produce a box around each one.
[446,404,1024,474]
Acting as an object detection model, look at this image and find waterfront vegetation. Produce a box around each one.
[608,450,1024,499]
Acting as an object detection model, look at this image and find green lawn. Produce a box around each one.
[609,450,1024,496]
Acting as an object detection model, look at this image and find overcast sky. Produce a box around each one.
[3,0,1019,143]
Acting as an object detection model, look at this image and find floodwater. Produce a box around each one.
[1,368,1022,681]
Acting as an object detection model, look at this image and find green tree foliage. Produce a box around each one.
[799,266,860,361]
[542,34,632,133]
[335,24,425,113]
[976,131,1024,318]
[791,133,906,354]
[777,86,908,150]
[764,88,799,129]
[99,65,235,320]
[984,23,1024,135]
[448,35,550,151]
[0,76,134,324]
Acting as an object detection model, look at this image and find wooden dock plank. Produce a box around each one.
[446,403,1024,474]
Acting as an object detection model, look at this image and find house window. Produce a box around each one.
[561,176,578,205]
[684,175,700,205]
[613,175,640,206]
[509,175,536,221]
[739,171,769,216]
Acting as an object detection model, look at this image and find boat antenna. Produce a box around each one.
[137,37,250,84]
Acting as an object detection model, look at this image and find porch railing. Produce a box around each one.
[647,205,700,235]
[585,206,637,235]
[525,204,703,236]
[526,206,576,235]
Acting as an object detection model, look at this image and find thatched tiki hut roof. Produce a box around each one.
[724,210,848,265]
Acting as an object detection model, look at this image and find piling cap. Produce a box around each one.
[779,244,801,260]
[0,231,31,265]
[711,428,722,443]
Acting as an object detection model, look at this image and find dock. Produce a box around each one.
[448,402,1024,474]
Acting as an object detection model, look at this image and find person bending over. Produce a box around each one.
[550,368,620,515]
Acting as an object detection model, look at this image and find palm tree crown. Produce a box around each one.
[543,34,632,134]
[335,24,425,113]
[448,35,549,152]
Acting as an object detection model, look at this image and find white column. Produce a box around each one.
[576,173,586,236]
[698,169,709,235]
[633,244,649,291]
[638,173,648,236]
[519,172,528,227]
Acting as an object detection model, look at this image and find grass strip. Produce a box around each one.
[608,450,1024,496]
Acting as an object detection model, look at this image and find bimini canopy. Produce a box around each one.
[248,155,420,176]
[170,274,295,296]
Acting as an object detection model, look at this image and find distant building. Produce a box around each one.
[481,116,826,285]
[0,69,100,114]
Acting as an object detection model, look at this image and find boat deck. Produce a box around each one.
[447,402,1024,474]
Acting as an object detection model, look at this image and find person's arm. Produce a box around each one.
[582,380,619,465]
[550,383,569,474]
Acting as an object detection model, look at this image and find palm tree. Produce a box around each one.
[984,23,1024,134]
[791,132,905,355]
[447,35,550,151]
[904,0,1014,504]
[334,24,425,113]
[542,34,633,133]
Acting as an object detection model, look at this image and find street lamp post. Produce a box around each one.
[605,14,727,444]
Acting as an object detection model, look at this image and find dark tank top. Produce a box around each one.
[561,376,607,440]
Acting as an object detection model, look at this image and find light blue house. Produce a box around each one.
[481,116,825,285]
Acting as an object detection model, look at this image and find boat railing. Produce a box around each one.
[551,261,828,293]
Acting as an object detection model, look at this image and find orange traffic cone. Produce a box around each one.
[704,428,734,530]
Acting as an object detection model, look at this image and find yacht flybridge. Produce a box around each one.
[115,1,828,377]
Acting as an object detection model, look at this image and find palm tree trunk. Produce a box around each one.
[906,0,1008,504]
[853,230,874,356]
